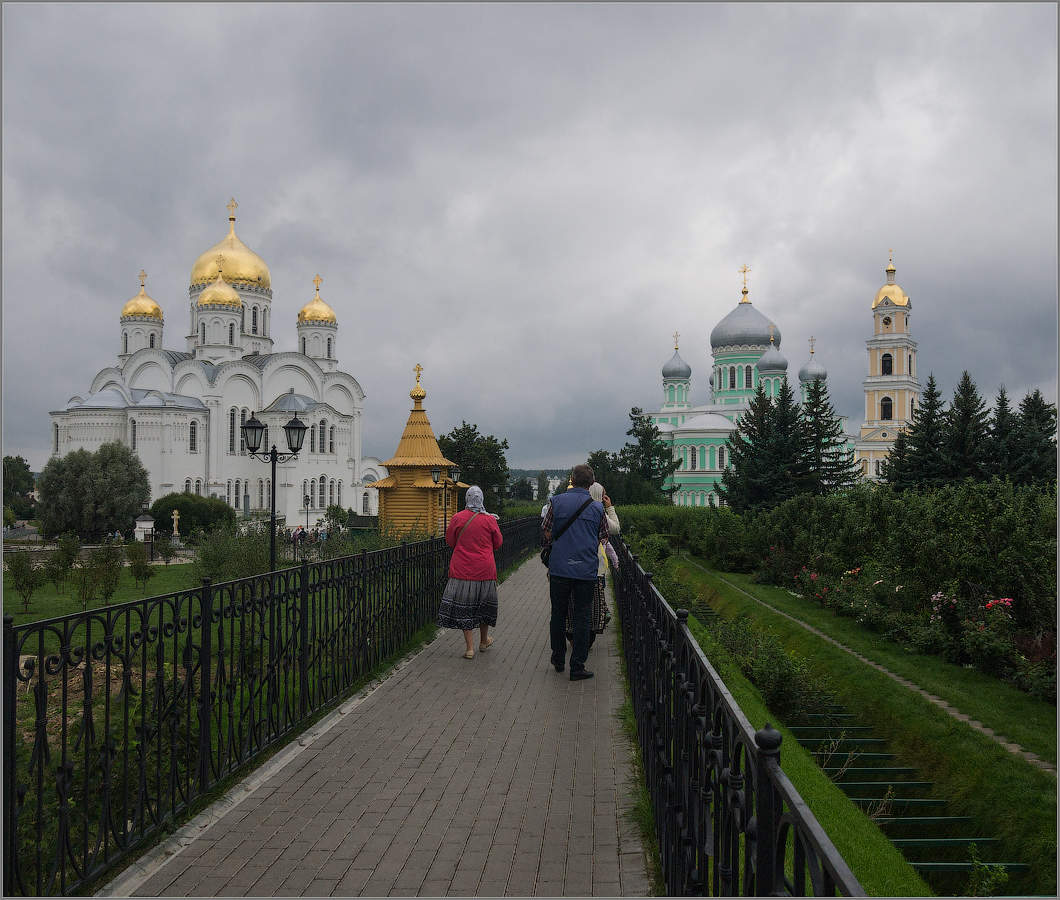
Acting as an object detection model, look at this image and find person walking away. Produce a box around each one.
[542,464,607,680]
[437,485,503,659]
[565,481,619,644]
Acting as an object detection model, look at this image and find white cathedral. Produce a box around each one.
[49,200,387,527]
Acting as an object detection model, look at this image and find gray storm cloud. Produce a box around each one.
[3,3,1056,469]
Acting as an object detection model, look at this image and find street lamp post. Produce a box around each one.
[430,466,461,535]
[241,412,308,573]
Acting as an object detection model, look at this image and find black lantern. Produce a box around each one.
[283,415,308,454]
[242,412,266,454]
[431,467,441,484]
[451,467,461,483]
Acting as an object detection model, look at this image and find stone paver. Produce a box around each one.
[106,559,650,897]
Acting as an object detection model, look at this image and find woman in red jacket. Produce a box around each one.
[438,485,504,659]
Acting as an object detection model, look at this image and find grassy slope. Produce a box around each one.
[680,616,931,897]
[3,563,199,625]
[677,560,1058,897]
[694,562,1057,766]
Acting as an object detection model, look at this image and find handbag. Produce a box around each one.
[540,497,594,567]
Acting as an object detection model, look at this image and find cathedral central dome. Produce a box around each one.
[710,299,781,350]
[190,200,271,289]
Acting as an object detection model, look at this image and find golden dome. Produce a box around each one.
[197,260,243,309]
[121,270,163,320]
[297,274,338,324]
[872,251,909,309]
[189,198,271,289]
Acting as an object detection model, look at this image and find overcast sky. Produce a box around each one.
[3,3,1056,471]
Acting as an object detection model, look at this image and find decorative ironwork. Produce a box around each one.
[3,518,539,897]
[612,538,864,897]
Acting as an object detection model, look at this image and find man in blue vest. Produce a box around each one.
[542,464,608,680]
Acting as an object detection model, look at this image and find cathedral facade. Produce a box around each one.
[648,258,921,505]
[49,200,387,527]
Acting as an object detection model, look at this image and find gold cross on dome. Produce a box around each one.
[673,331,680,350]
[138,269,147,289]
[312,274,323,293]
[226,197,238,217]
[215,254,225,275]
[414,363,424,384]
[739,264,751,289]
[809,335,816,355]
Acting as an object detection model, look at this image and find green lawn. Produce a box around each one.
[3,563,199,626]
[675,558,1058,898]
[682,554,1057,766]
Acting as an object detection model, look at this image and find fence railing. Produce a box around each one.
[612,538,865,897]
[3,517,540,897]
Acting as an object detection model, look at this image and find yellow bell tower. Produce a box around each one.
[855,252,922,480]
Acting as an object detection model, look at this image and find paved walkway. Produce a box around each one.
[688,557,1056,776]
[107,559,651,897]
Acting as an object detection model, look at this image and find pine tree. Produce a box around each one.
[769,377,812,502]
[882,428,913,489]
[986,386,1018,478]
[943,371,990,481]
[718,384,775,512]
[1012,389,1058,485]
[902,374,948,488]
[619,407,680,492]
[802,378,860,494]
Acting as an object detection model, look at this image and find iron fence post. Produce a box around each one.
[754,723,783,896]
[197,579,213,794]
[4,614,16,897]
[298,559,310,717]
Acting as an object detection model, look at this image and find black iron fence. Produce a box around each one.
[612,538,865,897]
[3,517,540,897]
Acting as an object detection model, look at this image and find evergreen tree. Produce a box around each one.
[943,371,990,480]
[769,378,812,502]
[986,386,1019,478]
[438,421,511,511]
[718,384,776,512]
[618,407,680,492]
[802,378,860,494]
[1012,389,1058,485]
[882,428,913,490]
[902,374,948,488]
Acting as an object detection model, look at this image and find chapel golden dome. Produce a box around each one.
[121,270,163,320]
[297,274,338,324]
[197,259,243,309]
[872,251,910,309]
[189,198,271,289]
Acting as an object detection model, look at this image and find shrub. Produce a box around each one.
[7,551,44,613]
[150,492,236,539]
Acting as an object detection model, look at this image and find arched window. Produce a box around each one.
[745,365,753,388]
[318,475,326,510]
[719,446,726,469]
[54,423,59,453]
[301,337,306,355]
[363,493,370,515]
[226,480,232,504]
[327,337,332,358]
[235,479,241,507]
[241,308,245,331]
[310,425,316,453]
[337,481,342,507]
[329,426,335,453]
[266,478,271,502]
[709,446,716,469]
[229,408,237,453]
[319,419,326,449]
[262,425,269,451]
[189,420,197,453]
[130,419,137,449]
[149,333,155,349]
[252,307,258,335]
[690,447,697,470]
[200,322,206,344]
[667,385,675,403]
[910,397,916,417]
[228,323,235,345]
[263,308,268,336]
[123,332,128,354]
[240,409,247,453]
[303,480,309,505]
[880,396,893,420]
[908,354,913,375]
[729,367,736,390]
[195,479,202,496]
[185,479,192,493]
[874,460,882,477]
[881,353,893,375]
[259,480,264,508]
[329,480,335,506]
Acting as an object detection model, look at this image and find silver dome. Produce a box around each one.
[757,344,788,374]
[710,302,781,350]
[662,349,692,379]
[798,356,828,383]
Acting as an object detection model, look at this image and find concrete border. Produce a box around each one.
[95,630,439,897]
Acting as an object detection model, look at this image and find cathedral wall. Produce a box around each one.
[127,361,171,393]
[264,365,319,401]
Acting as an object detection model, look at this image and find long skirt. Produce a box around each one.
[566,576,608,639]
[437,577,499,630]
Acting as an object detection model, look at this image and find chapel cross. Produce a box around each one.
[171,508,180,538]
[809,335,816,355]
[216,253,225,275]
[673,331,680,350]
[739,264,751,289]
[313,273,323,292]
[138,269,147,289]
[227,197,238,217]
[414,363,423,385]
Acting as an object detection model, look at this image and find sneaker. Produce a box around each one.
[569,669,594,681]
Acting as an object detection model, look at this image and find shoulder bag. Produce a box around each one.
[540,498,594,567]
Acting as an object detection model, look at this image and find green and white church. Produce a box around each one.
[648,269,857,507]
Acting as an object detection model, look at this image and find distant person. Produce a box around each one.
[565,481,619,645]
[437,485,504,659]
[542,463,607,680]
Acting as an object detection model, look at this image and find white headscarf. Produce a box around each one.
[464,485,486,513]
[589,482,604,502]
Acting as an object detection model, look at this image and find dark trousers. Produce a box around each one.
[550,575,595,671]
